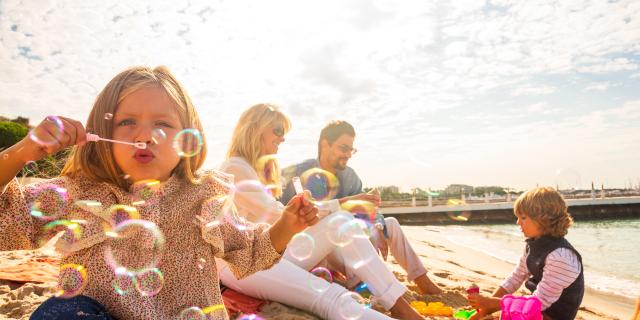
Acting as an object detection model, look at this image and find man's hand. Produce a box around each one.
[372,227,389,260]
[339,192,381,206]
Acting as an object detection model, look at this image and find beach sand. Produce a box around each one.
[0,226,635,319]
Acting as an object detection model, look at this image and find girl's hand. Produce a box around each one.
[281,191,319,233]
[19,116,86,162]
[269,191,319,253]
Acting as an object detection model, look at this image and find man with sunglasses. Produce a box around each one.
[281,120,443,295]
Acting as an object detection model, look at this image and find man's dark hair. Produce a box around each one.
[317,120,355,158]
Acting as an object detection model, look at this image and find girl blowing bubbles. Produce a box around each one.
[467,187,584,320]
[0,66,318,320]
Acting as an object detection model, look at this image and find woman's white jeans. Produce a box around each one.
[217,211,405,320]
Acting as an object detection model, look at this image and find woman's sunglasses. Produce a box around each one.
[272,126,285,137]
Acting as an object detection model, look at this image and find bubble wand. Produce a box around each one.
[86,133,147,149]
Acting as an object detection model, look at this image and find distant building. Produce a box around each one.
[444,184,473,196]
[373,186,400,194]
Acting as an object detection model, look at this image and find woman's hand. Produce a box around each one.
[19,116,86,163]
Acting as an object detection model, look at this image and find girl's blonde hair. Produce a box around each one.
[226,103,291,198]
[61,66,207,189]
[514,187,573,237]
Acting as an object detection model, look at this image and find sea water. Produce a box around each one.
[436,218,640,298]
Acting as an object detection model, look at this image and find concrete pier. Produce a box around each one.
[379,196,640,225]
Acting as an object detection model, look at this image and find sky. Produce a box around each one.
[1,0,639,191]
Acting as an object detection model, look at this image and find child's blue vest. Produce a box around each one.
[525,236,584,320]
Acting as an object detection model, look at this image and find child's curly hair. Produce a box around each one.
[514,187,573,237]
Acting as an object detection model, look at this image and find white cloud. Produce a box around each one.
[512,85,557,96]
[584,82,611,92]
[584,81,620,92]
[577,58,639,74]
[1,0,639,190]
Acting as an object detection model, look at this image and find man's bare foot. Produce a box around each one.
[415,273,444,295]
[390,297,424,320]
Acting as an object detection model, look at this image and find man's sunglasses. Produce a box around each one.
[338,144,358,155]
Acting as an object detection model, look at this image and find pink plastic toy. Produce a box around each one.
[86,133,147,149]
[500,295,542,320]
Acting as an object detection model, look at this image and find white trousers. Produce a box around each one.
[325,217,428,288]
[217,211,405,320]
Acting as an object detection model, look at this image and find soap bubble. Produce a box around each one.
[300,168,339,201]
[196,258,206,270]
[56,263,88,299]
[151,128,167,145]
[445,199,472,222]
[173,128,203,157]
[30,184,69,221]
[42,219,84,246]
[112,268,136,295]
[74,200,103,215]
[29,115,64,146]
[104,113,113,120]
[288,232,315,261]
[178,307,207,320]
[103,205,140,230]
[555,168,582,191]
[134,267,164,297]
[130,179,161,206]
[256,155,280,187]
[326,212,362,247]
[104,219,165,273]
[237,314,264,320]
[22,160,39,176]
[233,180,278,223]
[337,291,368,320]
[341,200,377,223]
[202,304,226,318]
[308,267,333,293]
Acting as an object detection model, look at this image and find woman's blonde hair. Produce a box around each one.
[226,103,291,198]
[61,66,207,189]
[514,187,573,237]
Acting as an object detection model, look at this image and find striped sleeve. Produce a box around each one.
[532,248,582,309]
[500,249,530,293]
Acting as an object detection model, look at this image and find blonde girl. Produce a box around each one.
[0,66,318,320]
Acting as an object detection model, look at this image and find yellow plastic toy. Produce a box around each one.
[410,301,454,316]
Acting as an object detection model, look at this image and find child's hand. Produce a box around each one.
[281,191,319,233]
[467,293,500,317]
[20,116,86,162]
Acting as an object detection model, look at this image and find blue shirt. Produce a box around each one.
[280,158,363,204]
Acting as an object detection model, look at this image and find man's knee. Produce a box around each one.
[384,217,400,228]
[383,217,401,236]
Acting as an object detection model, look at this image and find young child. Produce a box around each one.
[0,66,318,320]
[467,187,584,320]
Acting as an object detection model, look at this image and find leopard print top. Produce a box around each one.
[0,170,281,319]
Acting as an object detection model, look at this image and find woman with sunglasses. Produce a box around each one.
[216,104,426,320]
